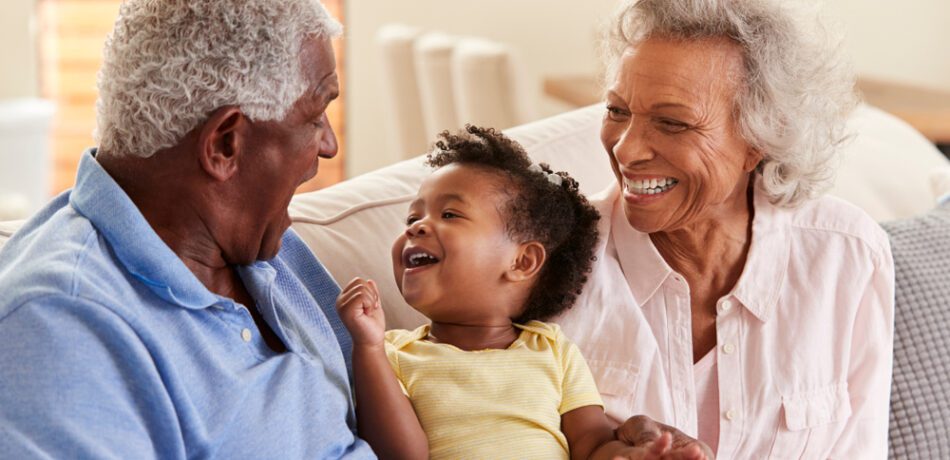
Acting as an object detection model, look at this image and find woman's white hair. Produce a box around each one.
[604,0,859,207]
[95,0,342,158]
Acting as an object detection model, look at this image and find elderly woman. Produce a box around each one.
[557,0,894,458]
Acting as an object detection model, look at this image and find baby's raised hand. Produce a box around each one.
[336,277,386,346]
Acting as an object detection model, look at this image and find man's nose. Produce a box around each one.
[318,113,338,159]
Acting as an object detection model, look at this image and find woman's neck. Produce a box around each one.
[650,179,755,294]
[427,321,520,351]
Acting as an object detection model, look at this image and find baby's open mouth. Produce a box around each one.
[403,247,440,268]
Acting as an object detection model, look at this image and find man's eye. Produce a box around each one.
[605,105,628,121]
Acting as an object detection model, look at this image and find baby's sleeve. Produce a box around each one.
[383,333,410,396]
[557,331,605,415]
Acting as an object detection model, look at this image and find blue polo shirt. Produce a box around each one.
[0,150,375,459]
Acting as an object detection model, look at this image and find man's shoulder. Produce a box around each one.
[0,206,132,320]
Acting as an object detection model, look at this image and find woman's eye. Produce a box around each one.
[656,119,689,133]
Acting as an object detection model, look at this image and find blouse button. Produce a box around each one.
[725,409,737,421]
[241,328,252,342]
[722,343,736,355]
[719,299,734,314]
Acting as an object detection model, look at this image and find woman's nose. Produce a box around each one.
[612,120,654,165]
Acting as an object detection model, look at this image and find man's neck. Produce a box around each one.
[98,148,234,296]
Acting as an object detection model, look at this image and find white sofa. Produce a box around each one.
[1,104,948,327]
[285,103,950,329]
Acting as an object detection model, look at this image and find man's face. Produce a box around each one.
[231,36,339,262]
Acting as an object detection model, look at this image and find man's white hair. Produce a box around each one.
[95,0,342,158]
[604,0,858,207]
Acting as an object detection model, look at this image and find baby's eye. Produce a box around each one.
[405,215,420,226]
[441,211,458,219]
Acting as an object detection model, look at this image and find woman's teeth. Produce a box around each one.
[626,177,679,195]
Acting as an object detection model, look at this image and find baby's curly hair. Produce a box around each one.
[426,125,601,323]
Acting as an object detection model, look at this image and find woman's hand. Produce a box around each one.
[336,277,385,346]
[616,415,714,460]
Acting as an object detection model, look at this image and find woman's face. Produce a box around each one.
[601,37,762,234]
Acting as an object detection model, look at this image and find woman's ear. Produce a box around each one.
[743,146,764,172]
[505,241,546,283]
[197,105,247,181]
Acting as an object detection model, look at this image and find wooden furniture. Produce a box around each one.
[543,75,950,145]
[37,0,346,195]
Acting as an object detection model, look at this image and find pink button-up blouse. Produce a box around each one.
[556,182,895,459]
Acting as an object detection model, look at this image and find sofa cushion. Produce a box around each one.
[931,166,950,202]
[881,202,950,459]
[0,220,23,251]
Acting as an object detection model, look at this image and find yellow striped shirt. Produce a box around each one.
[383,320,604,459]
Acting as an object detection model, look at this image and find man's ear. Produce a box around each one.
[197,106,247,181]
[504,241,546,283]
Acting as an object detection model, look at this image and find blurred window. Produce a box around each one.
[37,0,345,194]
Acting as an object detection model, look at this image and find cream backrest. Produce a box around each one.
[414,32,461,140]
[452,37,532,130]
[376,24,428,160]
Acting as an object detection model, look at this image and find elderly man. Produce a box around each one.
[0,0,374,458]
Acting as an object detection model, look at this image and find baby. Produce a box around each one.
[337,126,690,459]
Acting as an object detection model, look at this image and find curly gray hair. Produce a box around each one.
[95,0,342,158]
[604,0,858,207]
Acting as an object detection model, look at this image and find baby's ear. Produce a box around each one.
[505,241,546,283]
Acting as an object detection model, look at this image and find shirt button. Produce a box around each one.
[719,299,733,314]
[722,343,736,354]
[725,409,737,421]
[241,328,252,342]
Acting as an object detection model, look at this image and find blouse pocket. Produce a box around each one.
[770,383,852,459]
[587,360,640,421]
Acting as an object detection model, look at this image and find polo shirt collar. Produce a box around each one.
[69,149,219,309]
[611,177,789,322]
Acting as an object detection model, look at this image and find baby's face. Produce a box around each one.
[391,164,523,324]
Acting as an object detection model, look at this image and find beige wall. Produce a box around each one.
[0,0,39,99]
[345,0,950,176]
[4,1,946,174]
[828,0,950,92]
[345,0,619,176]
